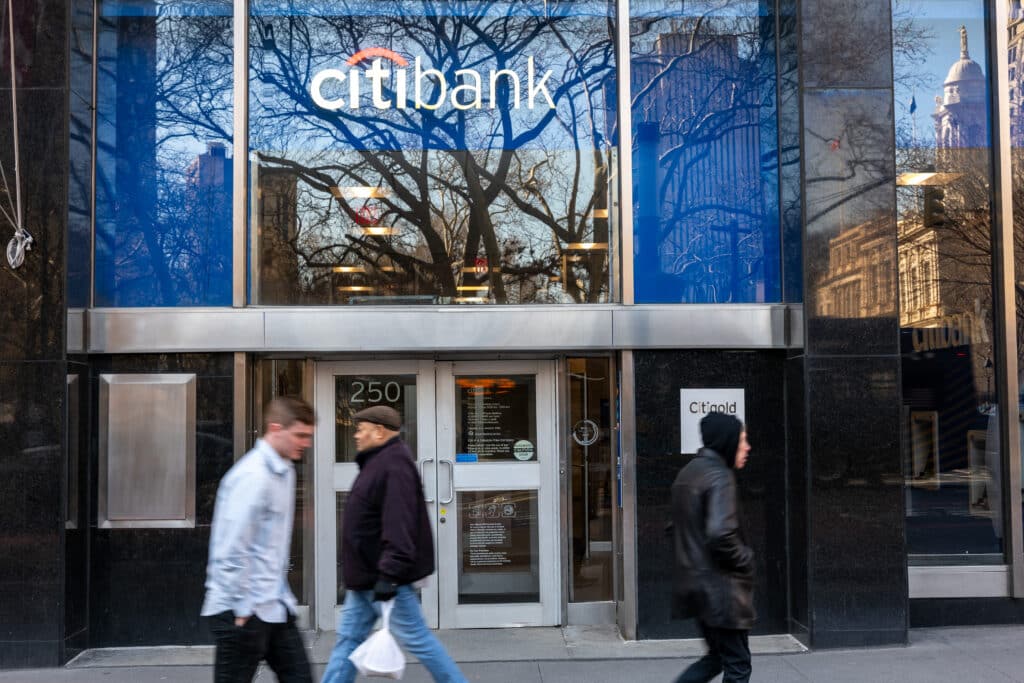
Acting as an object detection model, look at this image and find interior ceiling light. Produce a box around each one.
[589,208,609,219]
[896,172,961,186]
[360,226,397,236]
[456,285,489,291]
[566,242,608,250]
[332,265,365,273]
[454,297,487,304]
[337,285,373,292]
[328,185,391,199]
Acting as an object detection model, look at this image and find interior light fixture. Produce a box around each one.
[456,285,489,292]
[896,172,962,186]
[332,265,366,274]
[328,185,391,199]
[461,266,501,273]
[566,242,608,251]
[360,226,397,236]
[589,208,609,219]
[454,297,488,304]
[337,285,373,292]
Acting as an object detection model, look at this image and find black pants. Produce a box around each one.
[206,611,312,683]
[675,621,751,683]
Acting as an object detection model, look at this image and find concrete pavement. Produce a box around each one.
[0,625,1022,682]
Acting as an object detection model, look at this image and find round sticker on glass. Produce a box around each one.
[513,439,535,461]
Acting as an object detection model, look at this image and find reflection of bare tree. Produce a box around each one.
[629,7,778,302]
[95,6,233,305]
[244,4,615,304]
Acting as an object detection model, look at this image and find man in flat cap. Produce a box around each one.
[321,406,466,683]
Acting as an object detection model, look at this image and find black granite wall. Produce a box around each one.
[634,350,788,638]
[795,0,908,648]
[0,0,71,668]
[88,353,235,647]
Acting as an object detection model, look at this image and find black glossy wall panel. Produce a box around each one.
[800,0,893,89]
[88,354,234,646]
[804,357,907,646]
[634,350,787,639]
[0,86,69,362]
[0,361,66,668]
[785,353,808,640]
[65,358,90,660]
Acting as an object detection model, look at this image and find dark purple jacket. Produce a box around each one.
[341,436,435,590]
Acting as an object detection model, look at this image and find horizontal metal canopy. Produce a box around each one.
[72,304,803,354]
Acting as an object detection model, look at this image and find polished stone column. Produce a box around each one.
[792,0,908,647]
[0,0,72,667]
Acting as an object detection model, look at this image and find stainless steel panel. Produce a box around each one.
[612,305,788,348]
[567,601,616,625]
[98,374,196,529]
[233,353,249,460]
[232,0,249,307]
[88,308,266,353]
[67,308,85,354]
[86,304,804,353]
[265,307,614,351]
[908,565,1010,599]
[787,304,804,349]
[991,0,1024,598]
[615,0,634,305]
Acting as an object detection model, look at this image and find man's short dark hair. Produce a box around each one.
[263,396,316,433]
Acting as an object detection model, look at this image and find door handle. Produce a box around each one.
[419,458,435,503]
[440,459,454,505]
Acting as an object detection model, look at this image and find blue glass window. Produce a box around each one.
[94,1,233,306]
[630,0,781,303]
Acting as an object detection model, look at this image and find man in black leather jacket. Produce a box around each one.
[670,411,754,683]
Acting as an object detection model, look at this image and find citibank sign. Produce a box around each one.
[310,47,556,111]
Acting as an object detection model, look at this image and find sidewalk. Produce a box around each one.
[1,625,1023,682]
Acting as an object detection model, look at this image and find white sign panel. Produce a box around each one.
[680,388,745,454]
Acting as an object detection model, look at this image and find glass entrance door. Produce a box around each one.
[314,360,559,631]
[435,361,560,628]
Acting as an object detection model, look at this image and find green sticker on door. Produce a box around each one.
[513,439,534,461]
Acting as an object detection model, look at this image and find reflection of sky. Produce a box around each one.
[893,0,987,149]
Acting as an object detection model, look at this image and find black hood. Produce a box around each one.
[699,411,743,468]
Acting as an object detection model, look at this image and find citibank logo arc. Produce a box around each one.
[310,47,556,112]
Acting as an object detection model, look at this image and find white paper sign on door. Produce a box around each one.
[680,388,745,454]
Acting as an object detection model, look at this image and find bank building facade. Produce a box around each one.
[7,0,1024,668]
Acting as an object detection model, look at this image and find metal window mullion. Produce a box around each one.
[615,0,634,305]
[990,0,1024,596]
[232,0,249,307]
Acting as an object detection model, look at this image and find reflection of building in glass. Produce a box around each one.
[813,217,897,319]
[184,142,233,302]
[1009,2,1024,145]
[253,162,304,304]
[932,26,988,158]
[632,24,775,303]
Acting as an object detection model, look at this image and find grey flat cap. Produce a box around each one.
[352,405,402,431]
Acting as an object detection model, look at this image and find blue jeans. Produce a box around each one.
[320,585,466,683]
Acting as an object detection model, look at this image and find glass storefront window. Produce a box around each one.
[893,2,1002,562]
[248,1,616,305]
[629,0,781,303]
[94,1,234,306]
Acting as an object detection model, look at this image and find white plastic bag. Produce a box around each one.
[348,599,405,679]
